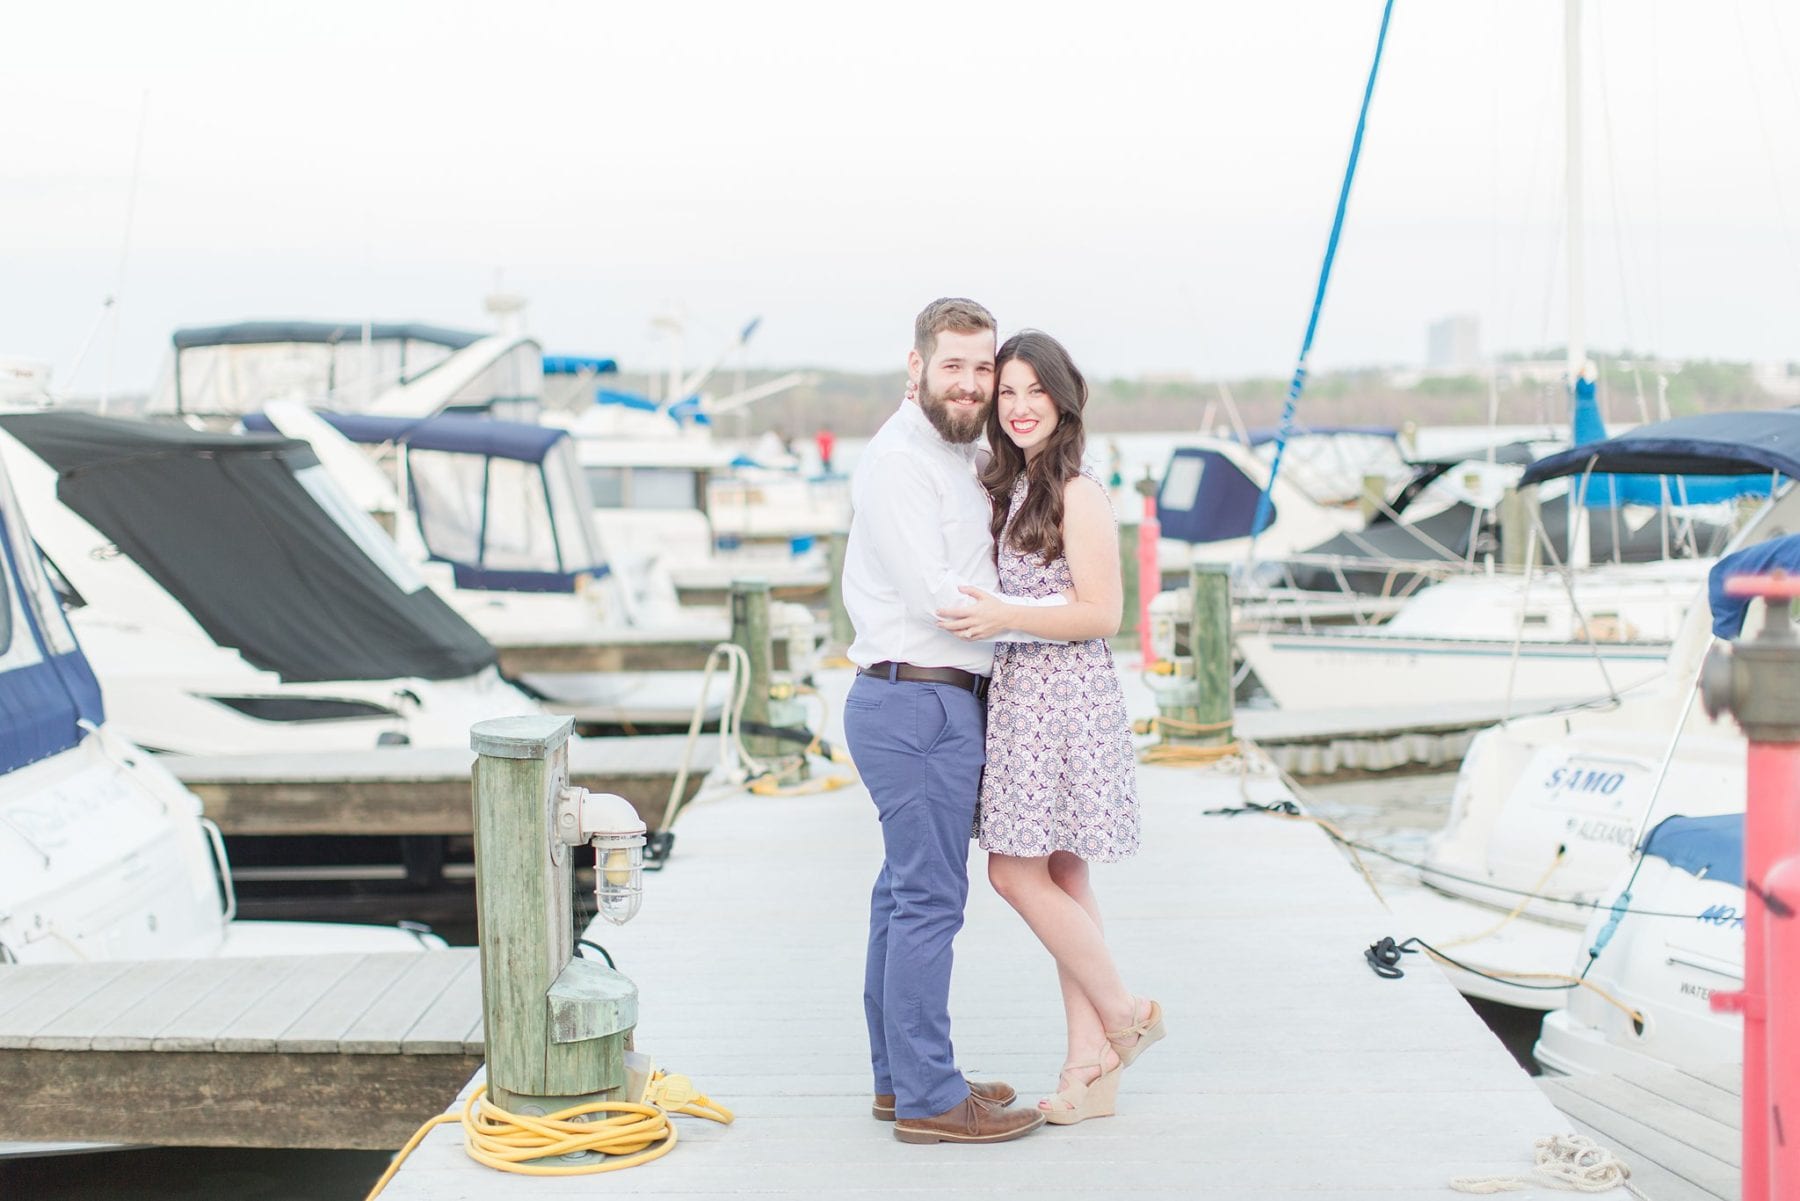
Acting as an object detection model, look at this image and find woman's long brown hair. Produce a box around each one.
[979,330,1088,564]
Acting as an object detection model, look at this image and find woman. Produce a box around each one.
[936,330,1164,1125]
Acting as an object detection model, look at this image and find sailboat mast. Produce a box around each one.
[1565,0,1585,380]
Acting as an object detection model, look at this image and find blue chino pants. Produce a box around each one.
[842,671,986,1120]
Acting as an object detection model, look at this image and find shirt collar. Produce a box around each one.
[897,395,981,463]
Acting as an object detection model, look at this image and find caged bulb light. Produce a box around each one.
[557,787,648,926]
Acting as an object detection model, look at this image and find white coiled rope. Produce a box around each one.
[1451,1134,1634,1194]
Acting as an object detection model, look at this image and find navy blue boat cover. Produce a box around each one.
[1642,814,1744,889]
[0,497,104,774]
[244,411,567,464]
[1521,409,1800,488]
[1708,532,1800,639]
[172,321,482,351]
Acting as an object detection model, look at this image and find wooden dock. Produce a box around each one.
[1539,1063,1742,1201]
[1234,698,1525,778]
[378,669,1623,1199]
[0,951,483,1150]
[170,734,718,836]
[494,631,795,676]
[519,670,728,728]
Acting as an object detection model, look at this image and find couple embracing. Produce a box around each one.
[841,297,1165,1145]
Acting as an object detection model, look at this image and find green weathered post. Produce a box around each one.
[1186,563,1234,746]
[730,579,775,758]
[825,532,855,650]
[1116,519,1141,653]
[470,715,636,1121]
[731,578,806,785]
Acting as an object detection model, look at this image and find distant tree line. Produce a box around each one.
[625,355,1784,439]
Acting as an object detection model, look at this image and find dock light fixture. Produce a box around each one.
[557,786,647,926]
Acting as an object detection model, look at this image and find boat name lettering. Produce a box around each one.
[1679,981,1714,1000]
[1564,817,1636,847]
[1697,904,1745,929]
[1543,765,1627,795]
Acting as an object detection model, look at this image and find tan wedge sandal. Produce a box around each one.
[1038,1059,1122,1126]
[1105,997,1166,1068]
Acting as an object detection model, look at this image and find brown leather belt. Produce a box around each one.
[859,661,988,699]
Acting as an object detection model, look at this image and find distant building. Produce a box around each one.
[1752,361,1800,401]
[1426,315,1482,373]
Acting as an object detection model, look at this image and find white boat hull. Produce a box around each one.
[1240,630,1669,710]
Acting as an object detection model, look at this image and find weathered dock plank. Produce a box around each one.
[212,954,365,1052]
[170,733,717,836]
[0,962,134,1049]
[338,951,477,1054]
[1539,1064,1741,1201]
[0,951,484,1149]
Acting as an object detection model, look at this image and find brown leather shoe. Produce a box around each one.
[892,1092,1045,1144]
[872,1079,1017,1121]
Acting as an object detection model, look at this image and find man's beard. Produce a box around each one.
[919,381,988,445]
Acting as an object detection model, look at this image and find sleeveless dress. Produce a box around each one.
[976,472,1140,862]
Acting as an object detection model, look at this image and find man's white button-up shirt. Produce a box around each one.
[844,397,1035,675]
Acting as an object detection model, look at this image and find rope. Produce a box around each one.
[658,645,857,840]
[366,1077,732,1198]
[1450,1134,1633,1194]
[1437,847,1566,950]
[1363,936,1643,1027]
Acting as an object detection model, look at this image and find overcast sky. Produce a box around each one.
[5,1,1800,393]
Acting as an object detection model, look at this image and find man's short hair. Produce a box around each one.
[914,297,996,364]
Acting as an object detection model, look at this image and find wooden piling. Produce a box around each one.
[1359,473,1387,523]
[1186,563,1235,746]
[470,716,636,1114]
[825,532,855,650]
[1499,486,1540,570]
[1116,520,1141,652]
[730,580,783,763]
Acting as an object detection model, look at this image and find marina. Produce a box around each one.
[9,1,1800,1195]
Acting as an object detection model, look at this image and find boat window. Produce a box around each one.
[1161,457,1204,511]
[631,467,703,510]
[542,441,602,571]
[38,552,85,611]
[293,465,427,594]
[410,449,489,563]
[482,457,559,571]
[206,694,398,722]
[448,344,544,416]
[585,466,626,508]
[0,467,73,654]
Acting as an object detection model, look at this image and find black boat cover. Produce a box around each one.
[0,412,496,684]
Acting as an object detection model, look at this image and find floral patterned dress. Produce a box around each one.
[977,472,1140,862]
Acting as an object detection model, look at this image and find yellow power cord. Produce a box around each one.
[365,1073,733,1199]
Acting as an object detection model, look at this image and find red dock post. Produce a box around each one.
[1699,571,1800,1201]
[1134,471,1161,670]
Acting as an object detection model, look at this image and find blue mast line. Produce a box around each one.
[1248,0,1397,547]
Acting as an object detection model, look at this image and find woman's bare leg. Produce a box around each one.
[988,851,1136,1100]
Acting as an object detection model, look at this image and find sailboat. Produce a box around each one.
[1231,0,1763,712]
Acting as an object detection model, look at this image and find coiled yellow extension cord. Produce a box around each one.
[365,1073,733,1199]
